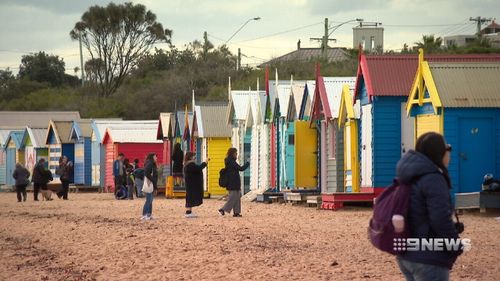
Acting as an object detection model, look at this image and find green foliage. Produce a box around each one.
[413,35,444,54]
[18,51,69,87]
[70,2,172,97]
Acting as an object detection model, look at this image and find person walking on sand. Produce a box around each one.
[12,163,30,202]
[113,153,125,195]
[219,148,249,217]
[123,158,135,200]
[142,153,158,220]
[396,132,463,281]
[172,143,184,187]
[56,156,73,200]
[183,152,209,218]
[32,158,53,201]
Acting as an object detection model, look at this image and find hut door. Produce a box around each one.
[294,121,317,189]
[74,142,85,185]
[458,118,494,193]
[6,148,16,186]
[361,104,373,188]
[401,103,415,155]
[285,122,295,188]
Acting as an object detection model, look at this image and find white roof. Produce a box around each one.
[246,91,266,127]
[277,84,292,117]
[26,127,48,148]
[194,105,204,137]
[324,77,356,118]
[93,120,155,143]
[0,129,13,146]
[230,90,259,120]
[105,122,161,143]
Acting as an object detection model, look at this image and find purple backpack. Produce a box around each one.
[368,178,411,255]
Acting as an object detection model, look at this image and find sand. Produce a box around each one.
[0,193,499,281]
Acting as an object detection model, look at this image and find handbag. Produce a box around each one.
[142,176,154,194]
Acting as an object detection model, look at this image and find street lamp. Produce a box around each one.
[225,17,261,44]
[328,18,364,36]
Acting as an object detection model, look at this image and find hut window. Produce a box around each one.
[288,134,295,145]
[329,123,336,159]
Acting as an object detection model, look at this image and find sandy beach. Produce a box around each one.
[0,193,499,281]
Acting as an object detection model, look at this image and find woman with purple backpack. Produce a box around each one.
[394,132,463,281]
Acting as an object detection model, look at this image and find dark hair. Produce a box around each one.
[38,158,46,163]
[226,148,237,159]
[123,158,130,165]
[146,153,157,163]
[184,152,196,165]
[134,159,139,163]
[174,143,182,153]
[415,132,451,188]
[118,153,124,157]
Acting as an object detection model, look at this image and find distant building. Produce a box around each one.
[353,24,384,52]
[444,35,477,48]
[444,20,500,48]
[259,41,349,67]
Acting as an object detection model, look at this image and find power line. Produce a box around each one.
[233,21,323,43]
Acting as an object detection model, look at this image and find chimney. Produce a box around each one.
[297,39,301,50]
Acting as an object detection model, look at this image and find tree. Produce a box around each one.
[0,68,14,89]
[414,35,443,54]
[70,2,172,97]
[18,51,66,87]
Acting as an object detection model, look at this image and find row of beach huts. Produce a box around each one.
[2,49,500,208]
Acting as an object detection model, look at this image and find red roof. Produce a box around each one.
[354,53,500,100]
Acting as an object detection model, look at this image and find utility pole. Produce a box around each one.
[203,31,209,61]
[310,18,337,59]
[237,48,241,71]
[470,16,492,37]
[79,32,85,86]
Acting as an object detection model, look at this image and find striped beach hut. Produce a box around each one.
[353,51,500,192]
[0,111,80,185]
[407,50,500,195]
[70,120,93,186]
[227,88,260,194]
[0,129,18,185]
[174,110,194,152]
[310,76,356,194]
[45,120,76,183]
[20,127,49,174]
[4,131,24,186]
[245,89,267,192]
[102,121,163,190]
[157,113,174,177]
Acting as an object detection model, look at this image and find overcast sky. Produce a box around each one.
[0,0,498,74]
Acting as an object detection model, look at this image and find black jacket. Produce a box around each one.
[32,163,52,185]
[184,161,207,207]
[224,157,249,191]
[144,160,158,190]
[397,150,461,270]
[12,166,30,186]
[172,150,184,174]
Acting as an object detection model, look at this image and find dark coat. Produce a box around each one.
[184,161,207,207]
[224,157,249,191]
[397,150,461,270]
[12,166,30,186]
[144,160,158,190]
[172,150,184,174]
[31,163,53,186]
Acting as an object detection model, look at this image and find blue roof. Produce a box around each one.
[4,131,24,149]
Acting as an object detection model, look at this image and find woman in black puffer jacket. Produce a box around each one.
[218,148,249,217]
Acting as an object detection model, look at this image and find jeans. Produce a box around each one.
[135,178,144,197]
[127,184,135,199]
[142,192,154,217]
[397,257,450,281]
[221,190,241,214]
[16,184,27,202]
[114,176,123,195]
